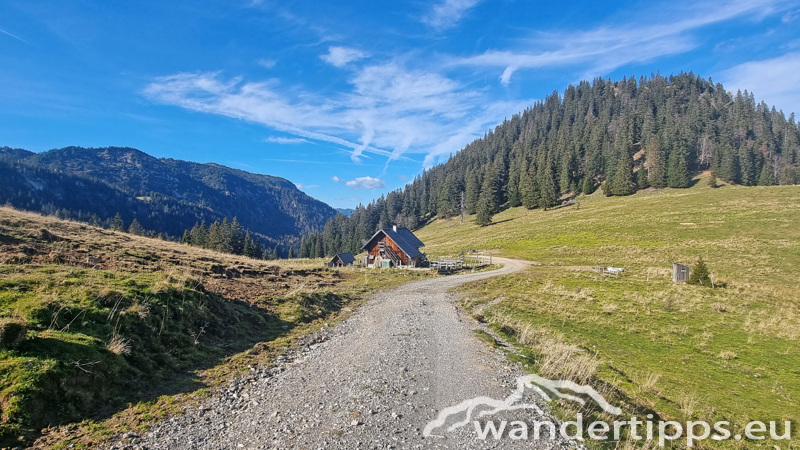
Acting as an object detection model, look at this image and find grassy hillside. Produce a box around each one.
[0,207,431,448]
[416,175,800,447]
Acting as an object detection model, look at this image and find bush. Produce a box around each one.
[0,319,27,350]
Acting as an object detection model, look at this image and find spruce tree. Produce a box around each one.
[612,150,634,195]
[688,257,711,286]
[465,171,480,215]
[667,149,690,188]
[288,247,294,259]
[582,177,595,194]
[758,160,775,186]
[538,156,557,210]
[110,213,124,231]
[520,165,540,209]
[480,163,500,214]
[708,174,719,188]
[636,168,650,189]
[475,192,493,226]
[128,218,145,236]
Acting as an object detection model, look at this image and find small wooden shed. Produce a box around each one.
[362,226,426,268]
[673,262,691,283]
[326,253,355,267]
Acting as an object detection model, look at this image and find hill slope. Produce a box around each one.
[415,177,800,439]
[0,146,337,248]
[301,73,800,258]
[0,207,430,447]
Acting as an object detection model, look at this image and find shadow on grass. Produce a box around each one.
[0,289,343,447]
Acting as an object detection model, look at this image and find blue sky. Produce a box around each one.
[2,0,799,208]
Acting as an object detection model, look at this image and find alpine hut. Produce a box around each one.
[326,253,356,267]
[362,226,426,268]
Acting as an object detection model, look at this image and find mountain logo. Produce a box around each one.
[423,373,622,438]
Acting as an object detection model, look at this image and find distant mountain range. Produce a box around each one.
[0,146,337,248]
[335,208,355,216]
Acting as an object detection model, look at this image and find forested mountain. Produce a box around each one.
[0,146,337,253]
[301,73,800,258]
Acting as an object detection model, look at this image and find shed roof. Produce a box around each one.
[362,227,425,258]
[331,252,356,264]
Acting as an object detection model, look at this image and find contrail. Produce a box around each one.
[0,27,29,45]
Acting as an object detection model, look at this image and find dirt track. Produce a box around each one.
[126,258,571,449]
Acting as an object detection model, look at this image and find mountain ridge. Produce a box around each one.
[0,146,336,250]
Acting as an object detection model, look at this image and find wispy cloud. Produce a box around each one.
[257,59,277,69]
[720,52,800,115]
[264,136,310,144]
[0,27,29,44]
[422,0,481,30]
[332,175,341,182]
[344,176,385,190]
[453,0,792,83]
[144,64,531,168]
[321,46,368,67]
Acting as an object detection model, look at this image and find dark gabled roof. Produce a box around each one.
[331,252,356,264]
[361,227,425,258]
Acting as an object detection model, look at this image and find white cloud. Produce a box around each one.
[499,66,516,85]
[144,63,532,168]
[321,46,367,67]
[453,0,792,80]
[422,0,481,30]
[331,175,341,182]
[264,136,310,144]
[720,52,800,115]
[258,59,277,69]
[344,176,385,190]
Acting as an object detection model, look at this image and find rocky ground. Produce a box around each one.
[109,259,576,449]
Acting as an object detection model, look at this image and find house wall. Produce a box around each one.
[365,235,410,265]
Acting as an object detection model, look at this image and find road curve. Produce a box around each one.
[127,258,569,450]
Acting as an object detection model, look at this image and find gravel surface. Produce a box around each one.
[111,259,576,449]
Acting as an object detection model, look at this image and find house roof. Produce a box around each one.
[361,227,425,258]
[331,252,355,264]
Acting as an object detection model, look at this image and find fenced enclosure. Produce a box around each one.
[429,250,492,273]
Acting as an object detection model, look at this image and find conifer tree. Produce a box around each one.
[708,174,719,188]
[758,160,775,186]
[475,192,494,226]
[465,170,480,215]
[538,156,557,209]
[636,168,650,189]
[612,150,634,195]
[271,247,279,260]
[288,247,294,259]
[480,163,500,214]
[582,177,595,194]
[110,213,124,231]
[667,149,691,188]
[688,257,711,286]
[520,165,540,209]
[128,218,145,236]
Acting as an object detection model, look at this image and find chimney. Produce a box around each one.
[393,225,397,232]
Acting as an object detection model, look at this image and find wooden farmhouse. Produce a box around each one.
[326,253,355,267]
[362,226,426,268]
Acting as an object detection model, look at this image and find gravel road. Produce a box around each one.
[117,258,574,449]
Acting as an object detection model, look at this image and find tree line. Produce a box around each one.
[301,73,800,256]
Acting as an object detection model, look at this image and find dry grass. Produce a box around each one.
[490,315,599,384]
[717,350,737,360]
[106,334,132,356]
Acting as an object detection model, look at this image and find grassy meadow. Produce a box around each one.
[417,175,800,448]
[0,207,433,448]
